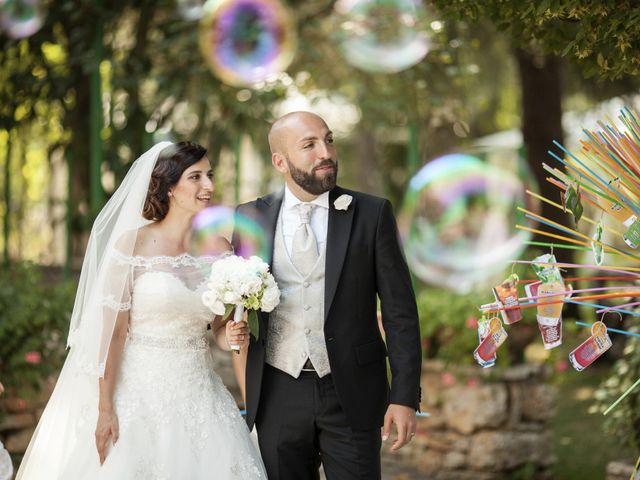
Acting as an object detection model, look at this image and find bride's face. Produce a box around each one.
[169,157,213,215]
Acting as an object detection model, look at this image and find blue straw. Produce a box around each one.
[552,140,640,217]
[564,298,640,317]
[575,321,640,338]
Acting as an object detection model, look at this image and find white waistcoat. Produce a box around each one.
[265,214,331,378]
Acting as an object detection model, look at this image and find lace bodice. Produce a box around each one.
[110,252,225,340]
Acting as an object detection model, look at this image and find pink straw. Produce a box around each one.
[511,260,640,277]
[521,285,640,302]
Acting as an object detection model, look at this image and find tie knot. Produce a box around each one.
[298,203,313,224]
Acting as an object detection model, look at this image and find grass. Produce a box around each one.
[550,365,637,479]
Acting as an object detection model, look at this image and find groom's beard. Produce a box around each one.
[286,158,338,195]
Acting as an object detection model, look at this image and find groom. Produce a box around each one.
[234,111,422,480]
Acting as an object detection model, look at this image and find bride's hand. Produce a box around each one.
[226,318,250,350]
[95,409,119,465]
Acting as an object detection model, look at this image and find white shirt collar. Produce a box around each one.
[283,184,330,211]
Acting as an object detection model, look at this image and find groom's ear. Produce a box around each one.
[272,153,288,174]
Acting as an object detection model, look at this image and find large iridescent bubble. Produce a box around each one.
[399,152,535,293]
[333,0,431,73]
[192,205,270,261]
[0,0,44,39]
[199,0,297,87]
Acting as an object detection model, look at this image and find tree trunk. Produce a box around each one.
[67,75,92,265]
[514,48,577,360]
[516,48,574,263]
[516,48,571,264]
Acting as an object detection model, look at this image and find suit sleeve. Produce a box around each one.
[374,199,422,409]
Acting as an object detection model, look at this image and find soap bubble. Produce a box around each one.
[192,205,270,261]
[199,0,297,87]
[0,0,44,39]
[333,0,431,73]
[399,152,536,293]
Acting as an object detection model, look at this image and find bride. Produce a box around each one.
[17,141,267,479]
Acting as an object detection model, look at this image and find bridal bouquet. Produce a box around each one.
[201,255,280,341]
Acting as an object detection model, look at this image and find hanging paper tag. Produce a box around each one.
[623,218,640,249]
[475,315,496,368]
[536,281,565,349]
[531,253,563,284]
[591,221,604,265]
[536,316,562,350]
[524,280,541,304]
[568,321,612,371]
[473,317,507,366]
[492,273,521,325]
[536,281,565,319]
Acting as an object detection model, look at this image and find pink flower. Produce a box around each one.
[466,316,478,329]
[441,372,457,386]
[467,377,479,389]
[554,359,568,373]
[25,351,42,364]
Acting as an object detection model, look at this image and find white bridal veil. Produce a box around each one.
[17,141,173,480]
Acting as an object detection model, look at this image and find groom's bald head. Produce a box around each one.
[268,111,328,156]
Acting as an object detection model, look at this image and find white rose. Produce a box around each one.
[249,256,269,274]
[202,291,225,315]
[261,285,280,312]
[223,290,242,304]
[333,194,353,211]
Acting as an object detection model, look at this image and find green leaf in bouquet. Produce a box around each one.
[223,304,234,321]
[248,309,260,341]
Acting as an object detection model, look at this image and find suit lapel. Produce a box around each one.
[324,186,354,320]
[256,189,283,327]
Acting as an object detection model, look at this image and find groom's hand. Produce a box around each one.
[382,404,416,451]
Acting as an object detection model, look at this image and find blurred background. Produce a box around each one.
[1,1,640,478]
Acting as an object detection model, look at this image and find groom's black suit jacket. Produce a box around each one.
[234,186,422,431]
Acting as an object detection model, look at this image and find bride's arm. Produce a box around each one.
[95,310,129,465]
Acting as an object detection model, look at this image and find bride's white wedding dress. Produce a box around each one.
[18,252,267,480]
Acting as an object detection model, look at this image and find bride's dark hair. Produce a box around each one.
[143,141,207,221]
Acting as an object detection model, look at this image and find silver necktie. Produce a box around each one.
[291,203,318,276]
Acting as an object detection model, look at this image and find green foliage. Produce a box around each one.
[592,324,640,450]
[0,263,74,395]
[432,1,640,80]
[416,285,488,365]
[511,462,537,480]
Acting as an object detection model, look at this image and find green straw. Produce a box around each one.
[603,377,640,415]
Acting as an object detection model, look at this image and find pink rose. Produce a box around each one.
[25,351,42,364]
[467,377,480,389]
[441,372,457,386]
[466,316,478,329]
[554,359,568,373]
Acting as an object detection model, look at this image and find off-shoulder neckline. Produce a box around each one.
[111,249,233,266]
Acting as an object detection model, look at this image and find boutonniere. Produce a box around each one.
[334,194,353,211]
